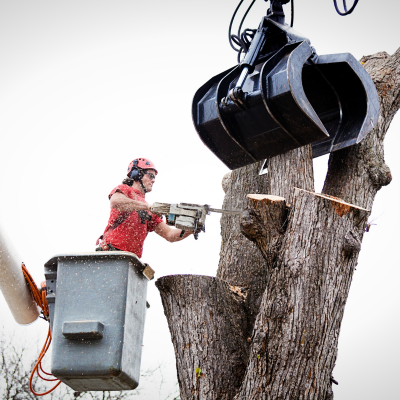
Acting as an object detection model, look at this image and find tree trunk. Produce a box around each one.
[157,49,400,399]
[217,145,314,329]
[156,276,248,400]
[235,189,368,399]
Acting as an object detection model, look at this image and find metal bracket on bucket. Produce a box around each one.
[192,12,379,170]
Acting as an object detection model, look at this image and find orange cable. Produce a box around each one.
[22,263,46,313]
[22,263,61,396]
[28,325,62,396]
[38,362,56,378]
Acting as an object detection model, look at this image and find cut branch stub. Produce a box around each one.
[156,275,249,400]
[235,188,369,400]
[240,194,287,266]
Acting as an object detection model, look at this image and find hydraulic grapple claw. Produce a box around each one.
[192,17,379,169]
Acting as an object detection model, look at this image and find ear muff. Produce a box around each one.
[128,159,144,181]
[129,167,144,181]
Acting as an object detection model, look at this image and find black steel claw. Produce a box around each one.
[192,13,378,170]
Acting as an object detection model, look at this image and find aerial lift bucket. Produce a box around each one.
[192,16,379,170]
[45,252,152,392]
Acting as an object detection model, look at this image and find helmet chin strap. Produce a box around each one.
[139,178,147,194]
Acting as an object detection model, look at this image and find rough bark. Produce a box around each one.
[267,145,314,205]
[156,275,248,400]
[218,145,314,326]
[157,48,400,400]
[217,161,270,326]
[235,189,369,399]
[240,194,287,266]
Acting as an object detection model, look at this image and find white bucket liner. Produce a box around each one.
[0,224,39,324]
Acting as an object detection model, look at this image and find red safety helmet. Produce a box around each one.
[127,158,158,178]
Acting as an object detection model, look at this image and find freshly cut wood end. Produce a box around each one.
[293,188,370,215]
[247,194,285,203]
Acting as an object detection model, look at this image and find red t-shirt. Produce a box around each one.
[102,184,163,258]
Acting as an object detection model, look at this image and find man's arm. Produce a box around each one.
[154,221,193,242]
[110,192,151,212]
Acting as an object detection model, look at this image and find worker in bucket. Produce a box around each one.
[96,158,193,257]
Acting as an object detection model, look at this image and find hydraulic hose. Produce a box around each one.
[22,263,61,396]
[333,0,359,15]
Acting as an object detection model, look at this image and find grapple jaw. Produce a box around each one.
[192,18,379,170]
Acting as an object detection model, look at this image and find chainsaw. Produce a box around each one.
[150,203,242,239]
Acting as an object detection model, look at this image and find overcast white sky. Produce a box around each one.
[0,0,399,399]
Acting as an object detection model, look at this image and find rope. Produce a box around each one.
[21,263,61,396]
